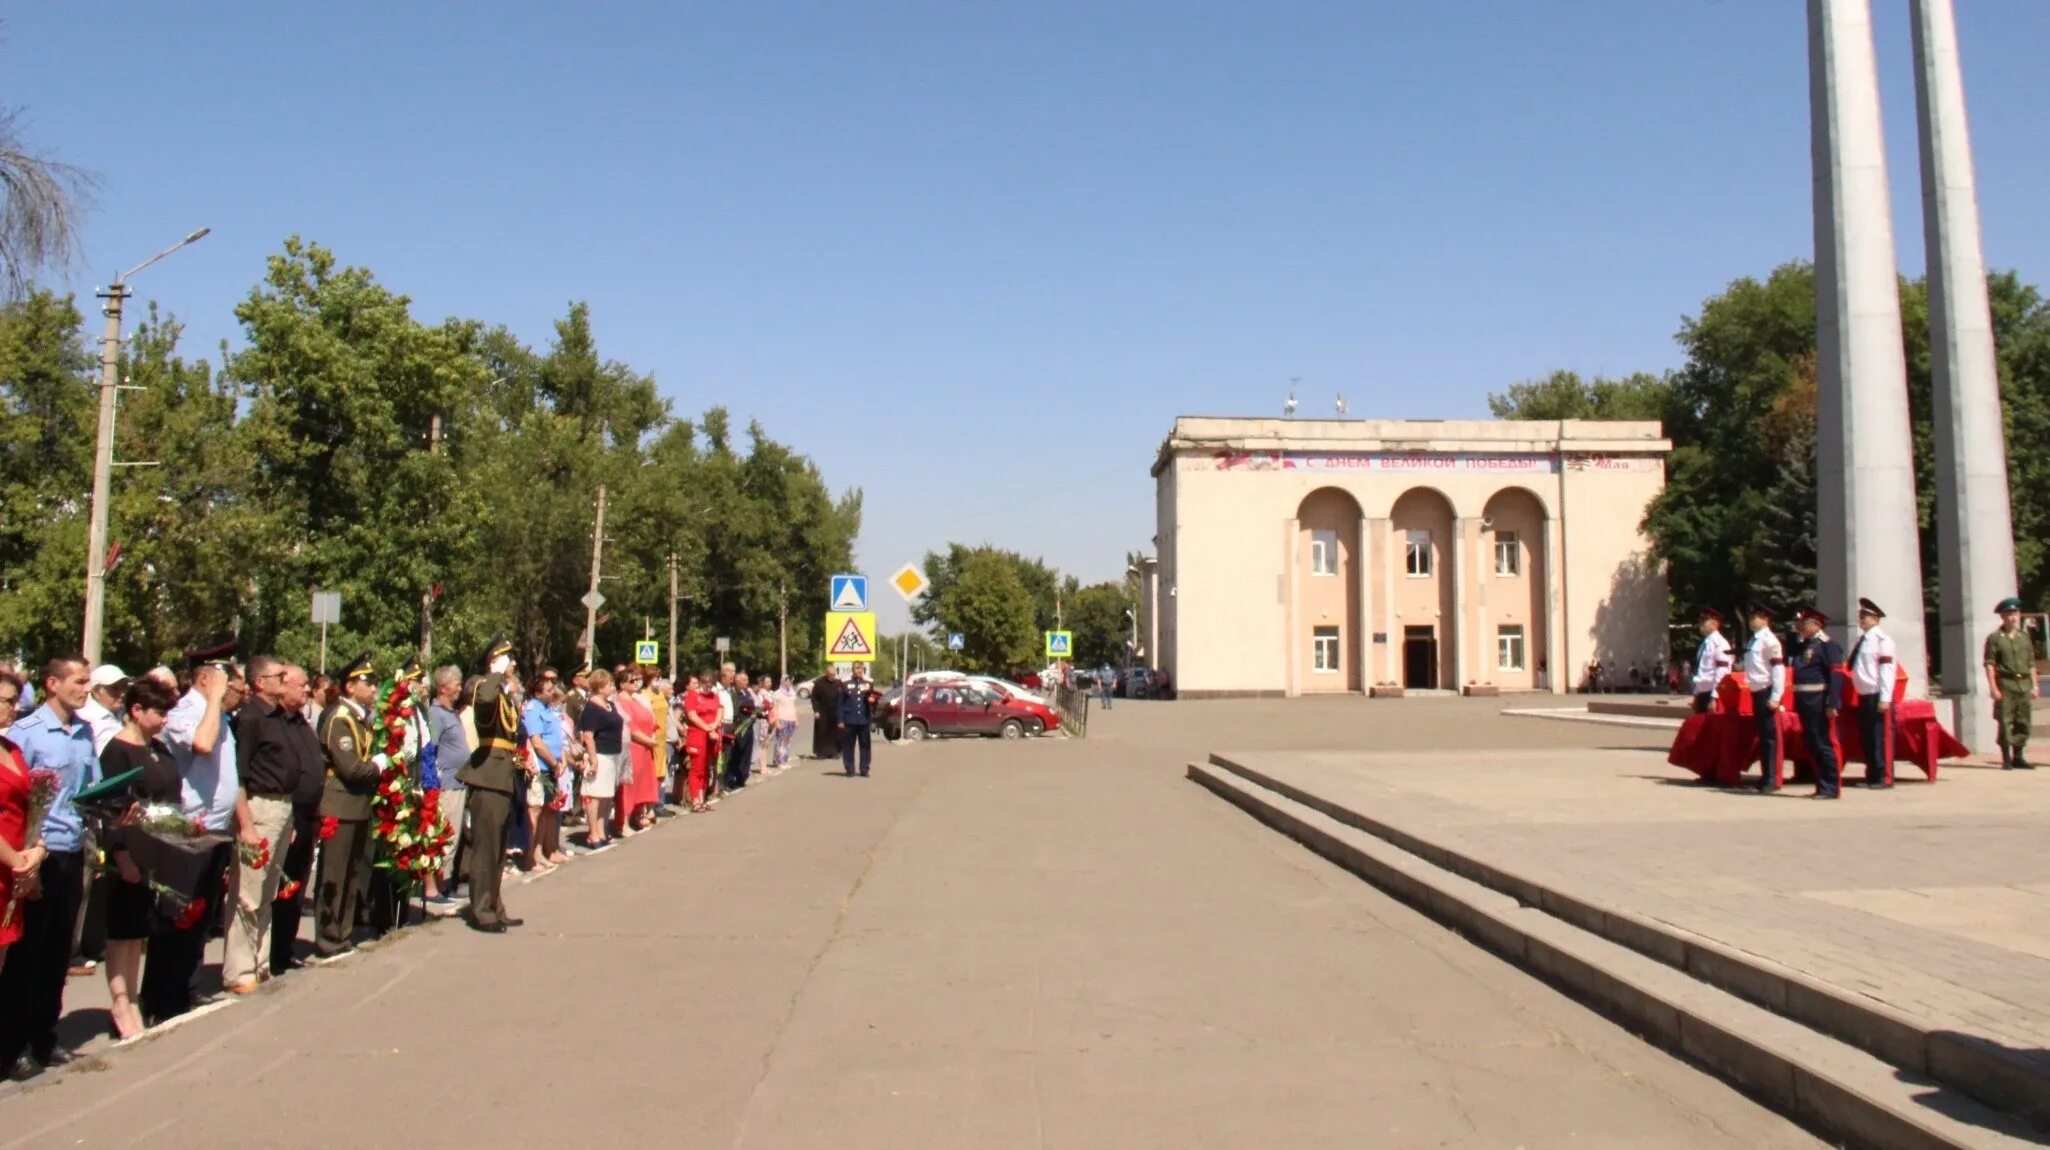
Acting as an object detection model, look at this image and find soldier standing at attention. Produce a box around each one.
[1691,607,1733,713]
[315,653,380,960]
[1984,597,2037,771]
[1848,598,1898,789]
[458,635,524,934]
[1788,607,1845,799]
[1742,602,1787,793]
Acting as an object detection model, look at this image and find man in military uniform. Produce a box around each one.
[1848,598,1898,789]
[1984,597,2038,771]
[1690,607,1734,713]
[1741,602,1787,793]
[1788,607,1845,800]
[457,635,524,933]
[315,653,381,959]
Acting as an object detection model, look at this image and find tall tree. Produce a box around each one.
[0,108,95,298]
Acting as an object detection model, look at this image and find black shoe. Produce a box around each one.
[37,1045,78,1067]
[844,770,855,777]
[1812,791,1840,800]
[501,917,525,928]
[860,771,869,777]
[6,1055,40,1082]
[2017,757,2035,770]
[470,920,508,934]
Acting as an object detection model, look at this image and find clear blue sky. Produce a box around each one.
[8,2,2048,634]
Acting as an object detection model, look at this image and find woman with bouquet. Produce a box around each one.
[95,677,185,1040]
[0,671,50,966]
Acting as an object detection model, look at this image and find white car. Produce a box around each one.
[906,670,1048,706]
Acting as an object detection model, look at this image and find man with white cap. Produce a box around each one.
[1848,598,1898,789]
[79,665,128,754]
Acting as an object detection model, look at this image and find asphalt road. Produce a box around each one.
[0,698,1821,1148]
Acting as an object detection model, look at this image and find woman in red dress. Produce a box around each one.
[614,675,660,837]
[0,670,50,959]
[681,672,722,813]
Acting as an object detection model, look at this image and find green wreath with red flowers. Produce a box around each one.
[362,678,455,892]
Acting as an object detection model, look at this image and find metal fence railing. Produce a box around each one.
[1051,684,1091,737]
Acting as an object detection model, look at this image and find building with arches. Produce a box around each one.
[1145,417,1671,697]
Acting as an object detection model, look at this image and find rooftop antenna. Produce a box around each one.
[1284,378,1299,418]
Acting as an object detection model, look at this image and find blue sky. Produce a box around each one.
[8,2,2048,634]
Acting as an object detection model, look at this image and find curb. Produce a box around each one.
[1203,751,2050,1135]
[1189,760,2044,1150]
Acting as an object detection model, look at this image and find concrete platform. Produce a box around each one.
[1192,745,2050,1143]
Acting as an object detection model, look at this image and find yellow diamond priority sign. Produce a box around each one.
[825,611,877,662]
[890,563,927,601]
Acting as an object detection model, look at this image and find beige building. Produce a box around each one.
[1144,417,1671,697]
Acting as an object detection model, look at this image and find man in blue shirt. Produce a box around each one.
[0,656,99,1080]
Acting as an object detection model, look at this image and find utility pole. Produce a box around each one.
[81,227,209,665]
[667,553,680,681]
[581,485,608,670]
[777,580,789,683]
[420,407,442,663]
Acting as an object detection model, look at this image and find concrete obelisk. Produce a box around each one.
[1912,0,2017,749]
[1809,0,1929,695]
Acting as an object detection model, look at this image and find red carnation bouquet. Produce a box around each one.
[2,768,63,930]
[364,679,454,893]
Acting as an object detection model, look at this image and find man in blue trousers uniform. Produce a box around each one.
[1788,606,1845,800]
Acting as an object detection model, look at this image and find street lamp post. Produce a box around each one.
[82,228,210,664]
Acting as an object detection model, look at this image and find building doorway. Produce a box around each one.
[1403,626,1439,689]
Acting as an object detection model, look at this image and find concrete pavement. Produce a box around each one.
[0,700,1820,1147]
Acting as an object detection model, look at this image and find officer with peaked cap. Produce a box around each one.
[1789,607,1845,799]
[1690,607,1734,714]
[315,651,380,958]
[1848,599,1898,788]
[1984,597,2037,770]
[456,635,524,933]
[1741,601,1787,792]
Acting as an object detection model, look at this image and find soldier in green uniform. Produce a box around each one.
[315,652,381,958]
[1983,597,2038,771]
[457,635,525,933]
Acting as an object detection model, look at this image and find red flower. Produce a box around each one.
[319,816,339,841]
[173,897,210,931]
[277,878,302,902]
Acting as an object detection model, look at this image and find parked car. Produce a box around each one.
[880,682,1060,741]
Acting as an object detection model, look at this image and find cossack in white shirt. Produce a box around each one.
[1692,631,1733,695]
[1743,627,1786,707]
[1849,626,1898,697]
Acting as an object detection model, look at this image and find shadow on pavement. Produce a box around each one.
[1904,1032,2050,1145]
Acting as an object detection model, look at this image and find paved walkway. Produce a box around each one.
[0,701,1820,1147]
[1211,742,2050,1082]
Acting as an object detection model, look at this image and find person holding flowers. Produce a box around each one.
[314,653,382,959]
[95,676,185,1039]
[0,656,98,1081]
[0,669,49,970]
[223,663,312,994]
[456,635,524,934]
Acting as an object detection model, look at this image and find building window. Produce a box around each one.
[1494,531,1521,577]
[1497,625,1526,671]
[1312,626,1341,673]
[1405,530,1432,577]
[1309,529,1338,576]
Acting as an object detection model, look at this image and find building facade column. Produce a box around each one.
[1452,516,1472,690]
[1544,516,1566,695]
[1810,0,1930,696]
[1912,0,2016,748]
[1475,518,1491,685]
[1284,517,1300,698]
[1356,515,1373,692]
[1375,517,1396,686]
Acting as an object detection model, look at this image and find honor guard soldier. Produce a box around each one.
[1848,598,1898,789]
[315,652,381,959]
[1691,607,1734,713]
[1789,607,1845,799]
[1742,602,1788,792]
[457,635,524,933]
[1984,597,2037,770]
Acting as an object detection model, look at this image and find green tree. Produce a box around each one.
[1066,582,1134,667]
[0,290,92,656]
[1486,369,1674,422]
[930,549,1036,674]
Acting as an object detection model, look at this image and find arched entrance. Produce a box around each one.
[1389,488,1456,689]
[1294,488,1364,692]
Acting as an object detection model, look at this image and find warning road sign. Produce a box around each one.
[825,611,877,662]
[634,640,659,664]
[1045,630,1073,658]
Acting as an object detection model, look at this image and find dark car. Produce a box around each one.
[880,682,1059,741]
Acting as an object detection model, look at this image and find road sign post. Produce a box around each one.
[830,573,868,613]
[1045,630,1073,660]
[947,632,964,652]
[825,611,878,663]
[311,590,342,674]
[634,639,659,665]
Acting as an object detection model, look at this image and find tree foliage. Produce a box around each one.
[0,239,860,678]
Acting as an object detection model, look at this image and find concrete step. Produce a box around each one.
[1203,750,2050,1134]
[1188,759,2046,1150]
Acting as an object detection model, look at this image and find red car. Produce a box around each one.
[881,682,1059,741]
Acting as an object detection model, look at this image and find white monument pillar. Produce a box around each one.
[1912,0,2017,748]
[1809,0,1930,696]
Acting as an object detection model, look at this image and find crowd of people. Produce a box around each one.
[0,640,886,1083]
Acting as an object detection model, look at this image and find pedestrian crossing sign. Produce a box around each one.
[825,611,878,662]
[634,640,659,665]
[830,573,868,612]
[1045,630,1073,658]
